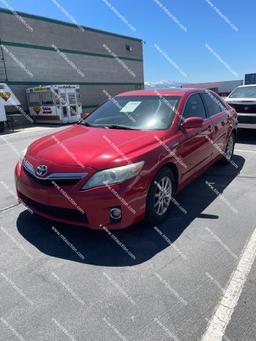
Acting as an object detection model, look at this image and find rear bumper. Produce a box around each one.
[15,162,147,230]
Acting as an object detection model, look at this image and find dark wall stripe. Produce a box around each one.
[6,81,144,86]
[1,41,143,62]
[0,8,142,42]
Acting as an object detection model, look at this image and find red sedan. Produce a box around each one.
[15,88,237,230]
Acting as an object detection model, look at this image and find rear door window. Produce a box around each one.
[212,93,228,111]
[201,93,224,117]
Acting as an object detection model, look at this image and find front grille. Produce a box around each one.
[229,103,256,113]
[24,168,81,186]
[20,193,87,223]
[238,115,256,124]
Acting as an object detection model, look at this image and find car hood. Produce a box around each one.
[27,124,163,169]
[226,97,256,103]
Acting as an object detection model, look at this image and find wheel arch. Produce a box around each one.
[159,162,179,191]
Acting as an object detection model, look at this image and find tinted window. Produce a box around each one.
[201,93,223,116]
[183,94,206,119]
[212,93,228,111]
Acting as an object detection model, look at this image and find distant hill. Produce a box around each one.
[145,80,182,89]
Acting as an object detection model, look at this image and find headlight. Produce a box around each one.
[81,161,144,190]
[19,147,27,164]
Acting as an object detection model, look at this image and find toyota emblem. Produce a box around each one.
[36,165,48,177]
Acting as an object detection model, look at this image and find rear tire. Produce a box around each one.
[145,167,176,226]
[220,132,235,166]
[0,121,5,133]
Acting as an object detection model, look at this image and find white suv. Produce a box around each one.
[225,85,256,129]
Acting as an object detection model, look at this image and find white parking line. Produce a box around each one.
[235,149,256,153]
[201,226,256,341]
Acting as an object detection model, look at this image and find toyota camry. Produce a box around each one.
[15,88,237,230]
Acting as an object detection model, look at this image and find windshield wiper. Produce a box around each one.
[104,125,138,130]
[80,121,95,127]
[79,122,138,129]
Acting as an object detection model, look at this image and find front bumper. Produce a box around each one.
[15,162,147,230]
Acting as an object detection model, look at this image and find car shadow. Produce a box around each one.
[17,155,245,267]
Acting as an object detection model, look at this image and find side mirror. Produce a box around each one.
[82,111,90,119]
[182,117,204,129]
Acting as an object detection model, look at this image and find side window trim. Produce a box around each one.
[199,92,210,119]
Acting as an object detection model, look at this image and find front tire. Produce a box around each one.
[145,167,176,225]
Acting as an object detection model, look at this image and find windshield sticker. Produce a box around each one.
[120,101,141,113]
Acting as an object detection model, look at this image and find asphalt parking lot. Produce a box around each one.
[0,126,256,341]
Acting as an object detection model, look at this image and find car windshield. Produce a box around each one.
[82,95,181,130]
[229,86,256,99]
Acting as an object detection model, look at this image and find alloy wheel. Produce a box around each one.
[154,176,172,216]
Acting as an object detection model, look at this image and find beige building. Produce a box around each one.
[0,8,144,113]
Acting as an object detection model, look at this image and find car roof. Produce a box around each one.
[116,88,206,97]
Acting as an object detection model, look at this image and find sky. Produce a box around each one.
[1,0,255,84]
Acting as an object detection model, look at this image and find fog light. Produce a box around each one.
[110,207,121,220]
